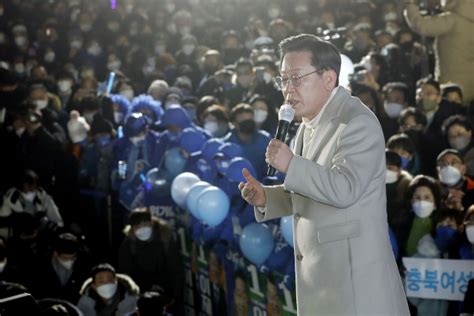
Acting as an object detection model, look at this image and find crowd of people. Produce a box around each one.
[0,0,473,315]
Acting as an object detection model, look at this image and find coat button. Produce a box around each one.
[296,253,303,261]
[294,213,301,220]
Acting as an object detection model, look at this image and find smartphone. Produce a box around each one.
[118,160,127,180]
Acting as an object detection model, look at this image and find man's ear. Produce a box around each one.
[324,69,337,91]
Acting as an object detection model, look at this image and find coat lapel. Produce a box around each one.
[305,87,349,162]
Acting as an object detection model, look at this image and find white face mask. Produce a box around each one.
[263,72,272,84]
[44,51,55,63]
[412,200,435,218]
[0,260,6,273]
[120,89,134,101]
[58,80,72,92]
[384,12,398,22]
[14,63,25,74]
[96,282,117,299]
[254,109,268,124]
[22,191,36,202]
[204,121,219,134]
[107,60,121,71]
[114,112,124,124]
[71,40,83,49]
[130,135,146,146]
[14,36,27,47]
[449,136,470,151]
[135,226,152,241]
[384,102,403,119]
[15,127,25,137]
[80,23,93,33]
[59,259,75,270]
[466,225,474,244]
[385,170,398,184]
[182,44,195,56]
[34,99,48,110]
[439,165,461,187]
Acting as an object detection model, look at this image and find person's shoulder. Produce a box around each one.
[116,273,140,296]
[257,129,271,139]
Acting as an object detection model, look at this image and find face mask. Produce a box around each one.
[135,226,152,241]
[71,40,83,49]
[434,226,457,252]
[58,259,75,270]
[385,24,399,36]
[254,109,268,124]
[130,135,146,146]
[466,226,474,244]
[107,60,121,71]
[237,75,253,88]
[449,136,470,151]
[96,283,117,299]
[400,156,411,170]
[14,126,25,137]
[58,80,72,92]
[326,22,335,29]
[385,170,398,184]
[120,89,134,101]
[439,165,461,187]
[412,200,435,218]
[182,44,195,56]
[295,4,308,14]
[384,102,403,119]
[238,119,256,134]
[269,8,280,18]
[34,99,48,110]
[83,112,96,124]
[79,23,92,32]
[384,12,398,22]
[14,36,27,47]
[180,26,192,36]
[420,99,438,112]
[204,121,219,134]
[263,72,272,84]
[96,135,111,147]
[14,63,25,74]
[114,112,124,124]
[108,22,120,32]
[0,260,6,273]
[155,44,166,55]
[22,191,36,202]
[44,51,55,63]
[87,44,102,56]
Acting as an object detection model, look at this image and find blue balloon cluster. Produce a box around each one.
[280,216,294,248]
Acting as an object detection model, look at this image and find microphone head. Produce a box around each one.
[278,103,295,122]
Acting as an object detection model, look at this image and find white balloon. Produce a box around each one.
[339,54,354,88]
[171,172,200,208]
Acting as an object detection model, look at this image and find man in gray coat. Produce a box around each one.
[239,34,410,315]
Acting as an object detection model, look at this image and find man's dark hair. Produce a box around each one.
[230,103,253,122]
[441,114,472,136]
[128,209,152,226]
[416,76,441,94]
[16,169,39,190]
[434,208,464,227]
[441,83,463,101]
[278,34,341,86]
[386,133,415,155]
[386,150,402,168]
[53,233,79,255]
[91,263,116,281]
[382,82,409,102]
[137,291,166,316]
[398,107,427,128]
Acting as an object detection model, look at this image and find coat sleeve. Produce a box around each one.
[404,3,456,37]
[284,114,385,209]
[254,185,292,222]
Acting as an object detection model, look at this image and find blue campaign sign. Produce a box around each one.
[402,257,474,301]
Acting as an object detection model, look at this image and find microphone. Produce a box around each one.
[267,103,295,176]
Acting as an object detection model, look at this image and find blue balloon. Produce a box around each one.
[239,223,275,266]
[186,181,211,220]
[164,147,186,177]
[197,186,230,227]
[280,216,294,247]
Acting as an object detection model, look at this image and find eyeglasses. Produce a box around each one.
[274,69,323,90]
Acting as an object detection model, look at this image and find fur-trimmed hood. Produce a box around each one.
[79,273,140,296]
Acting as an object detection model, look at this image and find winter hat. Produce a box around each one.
[67,110,90,143]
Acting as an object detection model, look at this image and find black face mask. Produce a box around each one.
[238,119,256,134]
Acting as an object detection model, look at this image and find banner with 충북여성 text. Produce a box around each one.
[402,257,474,301]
